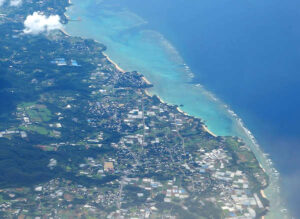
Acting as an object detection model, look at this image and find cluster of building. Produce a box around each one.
[0,1,269,217]
[0,130,27,138]
[51,58,80,67]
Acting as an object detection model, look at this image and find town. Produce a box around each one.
[0,0,269,218]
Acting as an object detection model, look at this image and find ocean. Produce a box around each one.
[65,0,300,217]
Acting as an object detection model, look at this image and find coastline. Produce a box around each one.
[63,0,220,143]
[261,190,267,199]
[141,76,152,85]
[261,189,267,219]
[103,49,186,123]
[144,84,218,138]
[60,28,70,37]
[202,124,217,137]
[103,52,220,139]
[100,39,272,219]
[62,2,284,218]
[86,46,271,217]
[103,53,126,73]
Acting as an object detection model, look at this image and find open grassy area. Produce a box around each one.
[20,125,50,135]
[19,102,52,122]
[0,195,6,204]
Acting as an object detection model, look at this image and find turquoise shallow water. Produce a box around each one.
[65,0,290,217]
[66,1,235,136]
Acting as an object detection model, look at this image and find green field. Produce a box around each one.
[20,125,50,135]
[19,102,52,122]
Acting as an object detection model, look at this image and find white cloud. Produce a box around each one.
[10,0,22,7]
[0,0,6,7]
[23,12,62,35]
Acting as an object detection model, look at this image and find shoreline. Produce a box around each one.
[108,59,220,138]
[202,124,217,137]
[260,191,267,219]
[90,48,271,217]
[102,48,274,219]
[141,76,152,85]
[260,190,267,199]
[60,28,70,37]
[62,3,282,219]
[63,0,219,142]
[103,53,126,73]
[143,84,218,137]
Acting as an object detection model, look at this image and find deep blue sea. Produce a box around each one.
[66,0,300,217]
